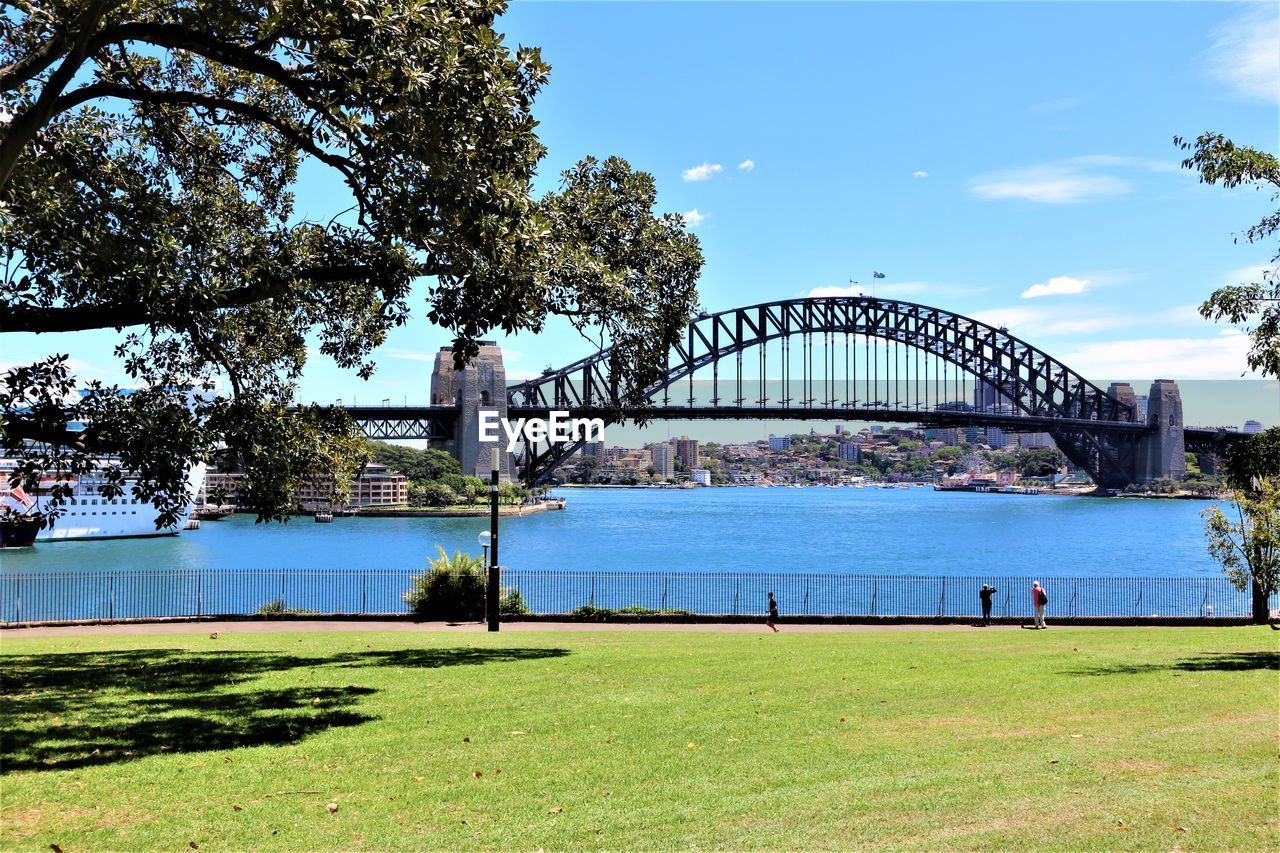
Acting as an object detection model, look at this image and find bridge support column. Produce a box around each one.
[1134,379,1186,484]
[430,343,514,482]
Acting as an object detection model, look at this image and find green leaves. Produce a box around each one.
[1177,133,1279,380]
[2,0,701,520]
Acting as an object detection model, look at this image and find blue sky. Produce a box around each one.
[8,2,1279,425]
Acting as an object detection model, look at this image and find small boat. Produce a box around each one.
[315,511,334,523]
[193,505,236,521]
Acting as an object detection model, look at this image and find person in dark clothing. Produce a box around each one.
[766,592,779,632]
[979,583,997,626]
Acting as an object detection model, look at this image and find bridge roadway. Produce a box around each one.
[340,402,1244,444]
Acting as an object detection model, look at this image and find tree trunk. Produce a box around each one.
[1251,577,1271,624]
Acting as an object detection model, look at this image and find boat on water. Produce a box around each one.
[0,461,207,543]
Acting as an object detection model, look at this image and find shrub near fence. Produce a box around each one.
[1,570,1275,626]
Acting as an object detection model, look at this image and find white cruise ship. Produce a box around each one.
[1,461,207,542]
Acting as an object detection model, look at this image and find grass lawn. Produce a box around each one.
[2,627,1277,850]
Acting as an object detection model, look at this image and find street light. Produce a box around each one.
[486,447,501,632]
[478,530,491,566]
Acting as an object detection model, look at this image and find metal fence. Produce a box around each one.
[1,570,1274,625]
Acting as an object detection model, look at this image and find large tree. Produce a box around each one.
[1,1,702,525]
[1178,133,1280,621]
[1176,133,1279,378]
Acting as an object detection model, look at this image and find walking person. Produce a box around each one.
[1031,581,1048,629]
[979,583,997,627]
[766,592,780,632]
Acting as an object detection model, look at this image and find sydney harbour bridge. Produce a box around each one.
[343,296,1243,489]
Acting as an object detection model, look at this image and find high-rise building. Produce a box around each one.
[834,425,844,436]
[1019,432,1053,449]
[674,435,700,468]
[962,426,984,445]
[768,435,792,452]
[1244,419,1264,434]
[838,442,862,463]
[937,428,960,446]
[690,468,712,486]
[985,426,1011,449]
[650,442,676,478]
[974,380,1012,411]
[581,441,605,459]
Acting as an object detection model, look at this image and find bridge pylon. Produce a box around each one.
[430,342,513,482]
[1135,379,1186,483]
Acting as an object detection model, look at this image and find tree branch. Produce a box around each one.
[1,265,386,333]
[52,80,362,183]
[0,1,112,188]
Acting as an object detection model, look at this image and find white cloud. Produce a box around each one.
[970,164,1132,204]
[1061,336,1259,379]
[912,170,928,178]
[737,159,756,171]
[1021,275,1091,299]
[1207,7,1280,103]
[683,208,707,228]
[970,305,1128,338]
[808,284,864,298]
[682,162,723,182]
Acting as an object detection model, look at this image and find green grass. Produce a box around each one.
[2,627,1277,850]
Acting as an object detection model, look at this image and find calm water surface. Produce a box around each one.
[2,487,1220,577]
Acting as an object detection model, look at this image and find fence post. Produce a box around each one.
[589,574,595,608]
[108,574,114,621]
[1135,584,1143,618]
[362,574,368,614]
[871,578,877,616]
[803,578,810,615]
[197,573,202,618]
[938,576,945,618]
[662,577,668,612]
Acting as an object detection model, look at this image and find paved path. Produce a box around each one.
[3,619,1088,639]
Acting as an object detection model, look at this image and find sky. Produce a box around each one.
[8,1,1280,440]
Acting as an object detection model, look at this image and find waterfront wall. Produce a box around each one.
[2,570,1274,626]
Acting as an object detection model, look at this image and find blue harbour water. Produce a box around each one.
[1,486,1220,576]
[5,487,1256,622]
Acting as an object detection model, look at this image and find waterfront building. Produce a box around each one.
[768,434,792,452]
[580,441,606,459]
[838,442,862,463]
[1019,432,1053,449]
[206,462,413,511]
[1244,419,1264,434]
[299,463,409,510]
[674,435,700,468]
[690,468,712,486]
[650,442,676,479]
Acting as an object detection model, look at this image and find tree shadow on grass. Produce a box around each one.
[1,645,568,773]
[1065,650,1279,677]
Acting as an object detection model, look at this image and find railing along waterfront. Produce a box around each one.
[0,570,1274,625]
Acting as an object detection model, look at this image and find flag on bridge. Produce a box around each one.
[873,271,886,279]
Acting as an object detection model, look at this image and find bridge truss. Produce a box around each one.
[505,297,1153,486]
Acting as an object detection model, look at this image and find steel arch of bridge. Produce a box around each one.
[506,296,1143,485]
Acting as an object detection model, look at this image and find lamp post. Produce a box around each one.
[478,530,491,568]
[486,447,500,632]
